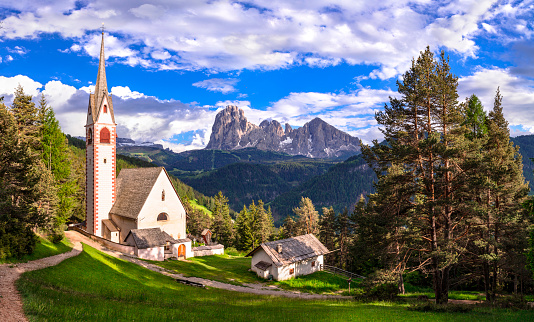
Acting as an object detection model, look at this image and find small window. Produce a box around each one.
[289,268,294,275]
[103,158,107,164]
[311,261,315,267]
[88,129,93,144]
[162,190,165,201]
[157,213,168,221]
[100,127,110,143]
[164,242,170,251]
[104,105,108,113]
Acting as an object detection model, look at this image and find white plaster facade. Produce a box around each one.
[251,248,324,281]
[135,170,187,240]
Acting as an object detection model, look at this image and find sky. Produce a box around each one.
[0,0,533,152]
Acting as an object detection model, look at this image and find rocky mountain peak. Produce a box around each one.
[205,105,360,158]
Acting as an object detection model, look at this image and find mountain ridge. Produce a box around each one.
[206,105,361,159]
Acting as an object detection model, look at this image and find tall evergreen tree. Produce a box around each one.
[362,47,474,303]
[319,207,336,264]
[293,197,319,235]
[211,191,234,246]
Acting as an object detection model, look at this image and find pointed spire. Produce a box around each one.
[94,24,108,111]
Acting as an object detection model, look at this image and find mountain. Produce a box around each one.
[206,105,361,159]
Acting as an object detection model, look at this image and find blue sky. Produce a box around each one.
[0,0,533,151]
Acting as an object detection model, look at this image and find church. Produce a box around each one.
[84,30,192,261]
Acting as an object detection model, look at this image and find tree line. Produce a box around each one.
[0,86,84,259]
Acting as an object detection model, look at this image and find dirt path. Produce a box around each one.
[0,231,85,322]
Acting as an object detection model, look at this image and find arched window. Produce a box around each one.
[103,105,108,113]
[100,127,110,143]
[162,190,165,201]
[88,129,93,144]
[157,213,168,221]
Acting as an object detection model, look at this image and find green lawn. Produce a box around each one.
[1,236,72,264]
[17,244,534,321]
[155,253,261,285]
[274,271,361,295]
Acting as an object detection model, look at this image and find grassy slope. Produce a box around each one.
[0,237,72,264]
[188,198,213,217]
[18,244,533,321]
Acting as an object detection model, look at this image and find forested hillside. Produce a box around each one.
[269,155,375,223]
[511,135,534,193]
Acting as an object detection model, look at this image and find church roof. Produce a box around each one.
[126,228,177,249]
[88,31,115,125]
[110,167,164,219]
[246,234,329,267]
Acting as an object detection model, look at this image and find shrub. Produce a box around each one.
[408,303,472,313]
[0,218,38,259]
[494,295,530,310]
[362,269,399,300]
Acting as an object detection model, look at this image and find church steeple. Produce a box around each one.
[94,27,108,111]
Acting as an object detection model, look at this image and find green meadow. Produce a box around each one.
[17,244,534,321]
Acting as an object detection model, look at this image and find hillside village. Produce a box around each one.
[2,2,534,321]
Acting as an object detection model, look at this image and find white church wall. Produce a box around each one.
[137,246,164,261]
[137,170,186,239]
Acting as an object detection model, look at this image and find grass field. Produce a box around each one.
[0,236,72,264]
[188,198,213,217]
[16,244,534,321]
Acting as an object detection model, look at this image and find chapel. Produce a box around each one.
[84,29,191,261]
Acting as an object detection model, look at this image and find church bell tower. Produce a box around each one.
[86,27,116,237]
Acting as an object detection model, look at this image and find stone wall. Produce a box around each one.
[69,226,135,255]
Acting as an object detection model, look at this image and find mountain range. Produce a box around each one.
[206,105,361,159]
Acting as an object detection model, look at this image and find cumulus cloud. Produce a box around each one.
[458,67,534,134]
[1,0,529,77]
[193,78,239,94]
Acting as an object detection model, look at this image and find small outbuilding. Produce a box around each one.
[201,229,212,245]
[125,228,191,261]
[246,234,329,281]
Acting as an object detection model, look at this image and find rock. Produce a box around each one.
[205,105,361,158]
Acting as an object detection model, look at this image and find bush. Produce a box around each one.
[408,303,472,313]
[225,247,246,257]
[494,295,530,310]
[0,218,38,259]
[362,269,399,300]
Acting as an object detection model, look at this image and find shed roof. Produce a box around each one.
[246,234,329,267]
[102,219,119,232]
[201,229,211,236]
[126,228,177,249]
[255,261,272,271]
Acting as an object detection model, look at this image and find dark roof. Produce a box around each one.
[246,234,329,267]
[175,238,191,243]
[126,228,177,249]
[110,167,164,219]
[255,261,272,271]
[201,229,211,236]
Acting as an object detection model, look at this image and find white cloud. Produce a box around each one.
[1,0,526,76]
[110,86,146,99]
[193,78,239,94]
[0,75,42,96]
[458,67,534,134]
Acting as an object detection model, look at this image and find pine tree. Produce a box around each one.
[211,191,234,246]
[38,95,75,241]
[319,207,336,264]
[253,200,274,245]
[470,88,529,302]
[362,47,474,303]
[336,208,350,270]
[293,197,319,235]
[463,94,488,139]
[235,205,254,251]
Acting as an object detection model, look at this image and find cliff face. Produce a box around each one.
[206,105,360,158]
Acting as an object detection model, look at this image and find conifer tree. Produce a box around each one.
[253,200,274,245]
[362,47,474,303]
[211,191,234,246]
[293,197,319,235]
[235,205,254,251]
[319,207,336,263]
